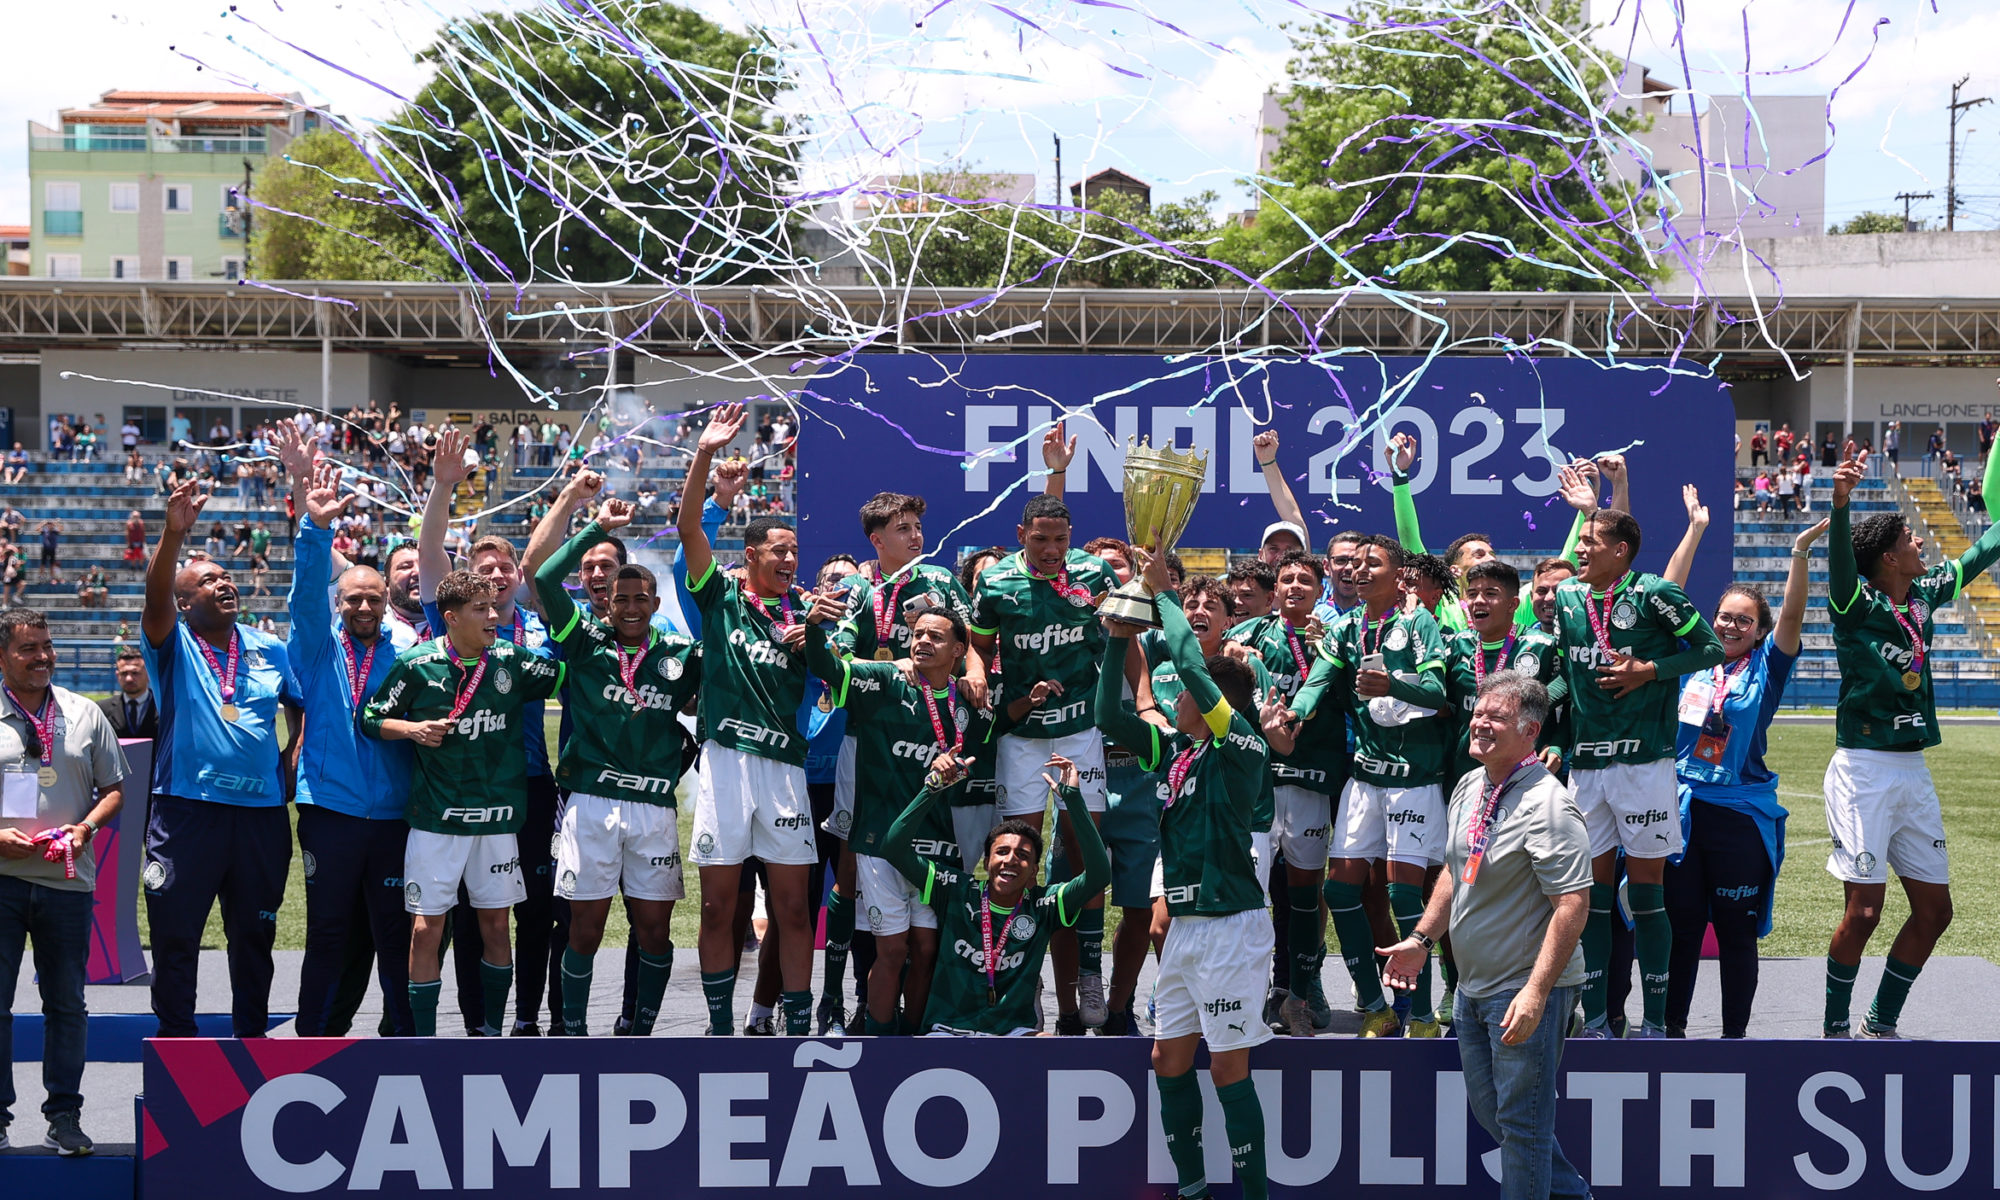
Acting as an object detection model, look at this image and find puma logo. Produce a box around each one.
[1227,1021,1246,1035]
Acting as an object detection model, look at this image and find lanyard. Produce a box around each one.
[194,628,241,703]
[1708,653,1752,715]
[921,681,964,753]
[1282,618,1311,681]
[1362,609,1394,658]
[746,587,796,632]
[1165,741,1205,809]
[1024,556,1092,606]
[872,566,910,650]
[979,885,1023,1004]
[341,633,379,710]
[31,828,77,880]
[1582,574,1631,653]
[1885,597,1927,675]
[442,638,489,723]
[1472,635,1515,690]
[616,635,655,710]
[1463,757,1537,884]
[497,609,525,646]
[4,686,55,766]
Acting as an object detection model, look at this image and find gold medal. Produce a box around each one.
[1901,670,1922,691]
[38,766,57,787]
[874,649,894,661]
[220,702,241,723]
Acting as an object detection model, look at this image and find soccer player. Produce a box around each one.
[680,403,820,1036]
[807,591,991,1034]
[1822,451,2000,1037]
[418,429,562,1036]
[1099,546,1274,1200]
[1287,534,1452,1037]
[140,477,303,1038]
[533,501,701,1037]
[968,493,1119,1031]
[1552,474,1725,1038]
[286,459,417,1037]
[1232,551,1348,1038]
[361,569,565,1036]
[1225,560,1276,620]
[882,751,1107,1035]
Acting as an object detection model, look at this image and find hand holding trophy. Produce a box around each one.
[1097,437,1208,629]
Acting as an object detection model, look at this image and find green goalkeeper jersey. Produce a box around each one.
[971,550,1118,738]
[1553,571,1723,769]
[535,522,702,806]
[1291,606,1452,788]
[360,637,565,834]
[685,561,808,767]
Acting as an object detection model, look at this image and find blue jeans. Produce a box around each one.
[1456,983,1591,1200]
[0,875,94,1124]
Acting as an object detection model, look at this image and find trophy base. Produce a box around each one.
[1098,581,1163,629]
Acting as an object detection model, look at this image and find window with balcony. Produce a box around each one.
[165,184,193,213]
[109,183,140,213]
[44,182,83,235]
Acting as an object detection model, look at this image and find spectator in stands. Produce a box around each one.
[1774,463,1797,516]
[1796,456,1814,514]
[2,445,26,486]
[168,412,191,448]
[122,418,140,453]
[37,520,62,585]
[124,448,145,485]
[1928,426,1946,464]
[248,524,273,597]
[1734,478,1748,510]
[1773,422,1793,463]
[1749,427,1768,467]
[204,522,227,562]
[0,607,130,1157]
[124,512,148,573]
[0,547,19,608]
[1981,409,1997,465]
[75,426,97,464]
[101,648,157,739]
[75,566,108,609]
[230,520,254,558]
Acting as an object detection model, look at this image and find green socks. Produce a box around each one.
[701,969,737,1036]
[1824,956,1860,1035]
[559,948,594,1037]
[822,889,854,1005]
[1386,882,1432,1022]
[409,979,441,1037]
[782,989,813,1036]
[477,960,513,1038]
[863,1012,899,1036]
[1628,882,1671,1030]
[1869,956,1923,1031]
[1077,905,1105,978]
[1581,883,1616,1029]
[1216,1077,1268,1200]
[1324,880,1385,1010]
[1156,1070,1207,1198]
[1286,885,1324,1001]
[631,949,673,1036]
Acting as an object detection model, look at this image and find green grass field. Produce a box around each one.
[157,716,2000,964]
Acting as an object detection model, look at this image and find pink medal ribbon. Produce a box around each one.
[1886,600,1927,677]
[979,884,1024,1005]
[1463,756,1538,884]
[4,686,55,770]
[921,681,965,754]
[1708,654,1752,716]
[1027,558,1093,607]
[341,634,378,710]
[1164,741,1205,809]
[498,609,526,646]
[616,638,652,710]
[195,628,242,706]
[1582,575,1630,653]
[1362,610,1394,658]
[746,588,796,633]
[1471,635,1516,690]
[1282,619,1311,682]
[442,639,489,724]
[31,828,77,880]
[872,567,910,651]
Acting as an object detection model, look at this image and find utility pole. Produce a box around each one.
[1896,190,1935,231]
[1948,76,1989,231]
[1053,134,1063,220]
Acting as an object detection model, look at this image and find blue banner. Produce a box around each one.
[799,355,1735,604]
[142,1036,1999,1197]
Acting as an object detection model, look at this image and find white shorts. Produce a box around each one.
[1154,908,1275,1051]
[856,853,939,935]
[996,729,1108,817]
[1573,759,1681,860]
[1823,748,1948,885]
[1251,832,1272,884]
[1334,780,1447,866]
[402,830,524,916]
[556,792,685,903]
[1271,785,1332,868]
[822,736,858,840]
[689,743,816,867]
[951,804,997,874]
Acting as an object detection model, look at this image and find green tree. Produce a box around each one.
[251,128,453,280]
[382,1,795,285]
[1830,211,1909,234]
[860,172,1225,288]
[1221,0,1662,293]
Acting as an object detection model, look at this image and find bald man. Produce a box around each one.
[140,477,304,1038]
[285,459,418,1035]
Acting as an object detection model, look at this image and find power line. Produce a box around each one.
[1948,75,1990,231]
[1896,190,1935,231]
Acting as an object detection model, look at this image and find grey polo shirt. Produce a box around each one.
[1,685,130,892]
[1444,760,1592,999]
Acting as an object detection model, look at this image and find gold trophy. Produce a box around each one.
[1098,436,1210,628]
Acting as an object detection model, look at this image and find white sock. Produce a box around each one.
[749,1002,775,1023]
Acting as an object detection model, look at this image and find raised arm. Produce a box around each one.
[1042,421,1075,498]
[418,427,474,604]
[1384,433,1428,554]
[1255,430,1308,531]
[1662,484,1708,589]
[143,480,207,647]
[523,466,604,583]
[286,460,351,660]
[1599,453,1631,517]
[1047,774,1110,923]
[1777,518,1828,657]
[679,404,746,588]
[1827,455,1862,616]
[1953,448,2000,587]
[533,501,632,641]
[1095,631,1163,768]
[1142,552,1231,738]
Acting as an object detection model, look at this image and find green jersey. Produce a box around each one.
[1098,594,1268,918]
[1553,572,1723,769]
[1441,625,1562,778]
[1229,613,1349,797]
[1827,503,2000,750]
[889,783,1107,1035]
[836,563,975,660]
[971,550,1118,738]
[360,637,565,834]
[535,523,702,806]
[1292,606,1452,788]
[250,527,270,556]
[807,627,988,858]
[686,561,808,767]
[1141,630,1277,832]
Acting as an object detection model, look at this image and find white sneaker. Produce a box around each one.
[1077,973,1109,1028]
